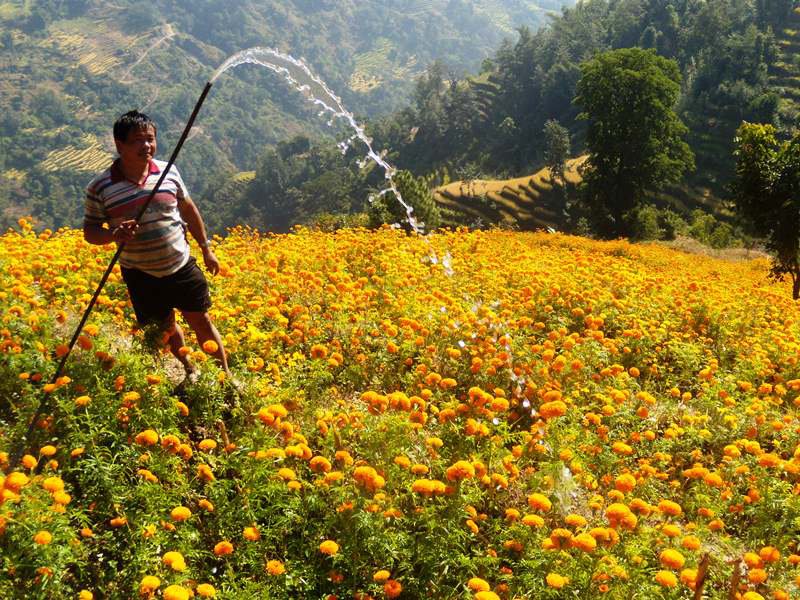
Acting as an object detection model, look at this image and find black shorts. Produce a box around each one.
[121,257,212,326]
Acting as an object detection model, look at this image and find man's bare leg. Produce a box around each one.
[161,310,194,375]
[182,310,230,376]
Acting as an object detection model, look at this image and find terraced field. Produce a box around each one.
[39,134,113,174]
[349,38,419,93]
[770,7,800,128]
[433,156,586,230]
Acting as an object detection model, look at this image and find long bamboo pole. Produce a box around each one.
[10,81,214,468]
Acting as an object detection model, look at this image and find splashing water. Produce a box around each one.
[211,47,421,233]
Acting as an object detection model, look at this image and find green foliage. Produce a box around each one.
[368,170,441,231]
[542,119,570,183]
[732,121,800,296]
[575,48,695,237]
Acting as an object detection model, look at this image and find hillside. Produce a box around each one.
[4,224,800,597]
[770,6,800,131]
[0,0,574,230]
[433,156,587,230]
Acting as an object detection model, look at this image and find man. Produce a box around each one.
[83,110,230,382]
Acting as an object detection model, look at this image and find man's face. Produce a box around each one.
[115,125,157,166]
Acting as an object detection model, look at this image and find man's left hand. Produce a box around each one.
[202,247,220,275]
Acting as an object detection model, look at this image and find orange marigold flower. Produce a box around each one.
[655,570,677,587]
[446,460,475,481]
[658,499,682,516]
[527,493,552,512]
[202,340,219,354]
[383,580,402,598]
[244,526,260,541]
[214,540,234,556]
[266,559,286,575]
[660,549,686,570]
[33,530,52,545]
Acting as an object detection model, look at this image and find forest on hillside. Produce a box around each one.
[203,0,800,235]
[1,0,799,238]
[0,0,571,230]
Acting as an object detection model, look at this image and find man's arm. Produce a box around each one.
[83,220,138,245]
[178,196,220,275]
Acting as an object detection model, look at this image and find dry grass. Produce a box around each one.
[656,235,769,262]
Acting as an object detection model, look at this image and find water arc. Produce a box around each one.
[211,47,421,233]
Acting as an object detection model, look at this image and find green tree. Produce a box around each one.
[368,170,441,232]
[574,47,694,237]
[732,122,800,298]
[543,118,570,183]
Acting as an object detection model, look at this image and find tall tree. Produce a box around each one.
[732,122,800,298]
[575,47,694,237]
[543,119,570,183]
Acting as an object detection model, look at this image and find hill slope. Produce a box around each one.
[0,0,574,229]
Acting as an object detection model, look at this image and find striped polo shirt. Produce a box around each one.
[84,159,191,277]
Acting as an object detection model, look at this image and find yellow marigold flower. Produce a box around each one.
[546,573,568,589]
[195,583,216,598]
[266,559,286,575]
[163,585,190,600]
[741,593,764,600]
[319,540,339,555]
[78,590,93,600]
[522,514,545,527]
[655,570,677,587]
[53,490,71,505]
[162,551,187,572]
[373,570,391,583]
[214,540,234,556]
[33,530,52,545]
[474,593,500,600]
[5,471,29,491]
[40,445,57,457]
[243,526,260,541]
[42,476,64,493]
[21,454,38,469]
[277,467,296,481]
[467,577,490,592]
[139,575,161,595]
[170,506,192,522]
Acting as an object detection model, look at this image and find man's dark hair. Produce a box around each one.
[113,110,157,142]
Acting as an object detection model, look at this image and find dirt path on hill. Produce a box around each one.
[119,23,176,84]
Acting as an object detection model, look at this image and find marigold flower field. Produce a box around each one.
[2,221,800,599]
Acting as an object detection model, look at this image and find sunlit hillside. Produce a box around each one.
[2,222,800,598]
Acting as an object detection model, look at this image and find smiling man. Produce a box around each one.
[83,110,230,381]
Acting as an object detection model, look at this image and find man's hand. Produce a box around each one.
[202,246,220,275]
[112,219,138,243]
